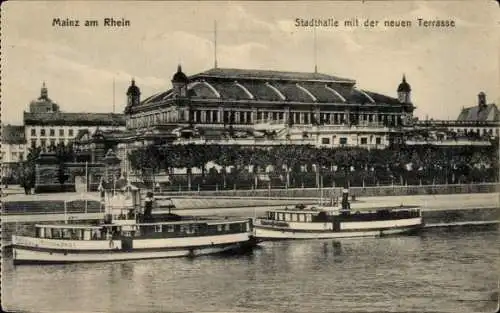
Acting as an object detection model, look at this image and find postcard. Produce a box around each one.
[1,1,499,313]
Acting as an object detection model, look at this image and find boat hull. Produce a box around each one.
[12,232,256,264]
[254,217,423,240]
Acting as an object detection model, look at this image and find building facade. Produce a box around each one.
[404,92,499,146]
[24,83,127,151]
[1,124,27,181]
[123,66,415,149]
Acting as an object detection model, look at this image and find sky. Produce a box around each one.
[2,1,499,125]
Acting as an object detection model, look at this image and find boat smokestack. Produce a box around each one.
[341,187,350,211]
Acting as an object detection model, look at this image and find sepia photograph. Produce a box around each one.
[1,1,499,312]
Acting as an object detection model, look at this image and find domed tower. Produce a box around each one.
[397,74,412,104]
[29,82,60,113]
[172,64,189,98]
[40,82,49,100]
[124,78,141,114]
[477,91,487,110]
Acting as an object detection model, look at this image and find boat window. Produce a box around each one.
[52,228,62,239]
[306,214,312,222]
[297,214,303,222]
[217,224,223,232]
[224,224,230,231]
[189,225,198,234]
[287,213,293,221]
[167,225,175,232]
[83,230,91,240]
[155,225,162,233]
[62,229,71,239]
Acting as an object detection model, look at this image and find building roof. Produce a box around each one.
[24,112,126,126]
[191,68,356,83]
[457,103,499,122]
[141,67,402,107]
[1,124,26,144]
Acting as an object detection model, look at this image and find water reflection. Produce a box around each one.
[2,228,499,313]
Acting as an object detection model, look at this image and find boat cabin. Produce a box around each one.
[34,218,252,241]
[262,204,421,224]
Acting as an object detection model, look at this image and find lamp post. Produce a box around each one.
[103,149,121,195]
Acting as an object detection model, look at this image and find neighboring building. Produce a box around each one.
[1,124,26,163]
[458,92,499,122]
[404,92,499,146]
[123,66,415,149]
[1,124,27,181]
[25,112,126,149]
[24,82,127,151]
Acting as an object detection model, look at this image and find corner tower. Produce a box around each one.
[172,64,189,98]
[397,74,411,104]
[124,78,141,114]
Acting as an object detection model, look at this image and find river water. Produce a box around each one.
[2,226,499,313]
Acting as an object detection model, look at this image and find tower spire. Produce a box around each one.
[214,20,218,69]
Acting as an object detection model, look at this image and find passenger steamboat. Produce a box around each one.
[12,182,256,264]
[254,188,423,240]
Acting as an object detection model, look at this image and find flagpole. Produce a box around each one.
[214,20,218,68]
[85,161,88,213]
[113,78,116,113]
[85,161,88,193]
[313,26,318,73]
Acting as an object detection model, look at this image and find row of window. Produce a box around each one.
[30,138,68,148]
[320,137,383,145]
[35,222,249,241]
[449,128,499,136]
[129,109,403,129]
[269,212,313,222]
[30,128,75,137]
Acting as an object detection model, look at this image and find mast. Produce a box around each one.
[214,20,218,68]
[112,77,116,113]
[313,26,318,73]
[85,161,89,213]
[320,175,323,206]
[85,161,88,193]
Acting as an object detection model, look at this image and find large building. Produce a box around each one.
[24,83,127,150]
[405,92,499,146]
[123,66,415,149]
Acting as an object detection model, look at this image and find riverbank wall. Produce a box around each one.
[156,183,499,198]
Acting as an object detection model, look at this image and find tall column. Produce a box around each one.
[201,110,206,123]
[218,107,223,124]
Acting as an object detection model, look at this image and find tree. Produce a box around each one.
[18,147,42,194]
[128,145,162,186]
